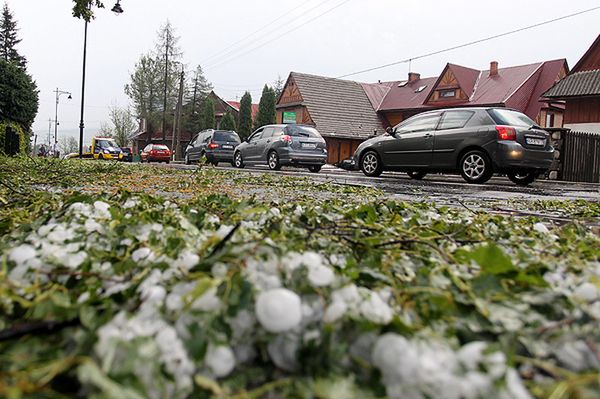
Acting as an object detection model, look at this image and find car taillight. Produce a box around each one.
[208,142,219,149]
[496,125,516,141]
[149,150,157,155]
[280,135,292,144]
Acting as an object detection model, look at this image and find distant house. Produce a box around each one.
[207,91,259,129]
[129,92,259,154]
[544,34,600,134]
[276,72,386,164]
[278,59,568,164]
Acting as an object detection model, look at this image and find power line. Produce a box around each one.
[200,0,336,65]
[206,0,353,71]
[336,5,600,79]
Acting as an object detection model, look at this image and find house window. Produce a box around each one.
[439,89,456,99]
[545,113,555,127]
[414,85,428,93]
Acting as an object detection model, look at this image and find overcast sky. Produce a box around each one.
[8,0,600,146]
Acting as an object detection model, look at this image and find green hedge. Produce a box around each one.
[0,121,28,155]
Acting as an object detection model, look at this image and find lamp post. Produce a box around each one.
[54,88,72,144]
[78,0,124,158]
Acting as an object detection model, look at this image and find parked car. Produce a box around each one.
[234,124,328,172]
[185,130,241,166]
[120,147,133,162]
[342,107,554,186]
[140,144,171,163]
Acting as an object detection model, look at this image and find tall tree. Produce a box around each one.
[124,53,162,134]
[0,3,27,69]
[254,85,276,130]
[109,106,137,147]
[273,75,285,99]
[202,97,215,130]
[0,59,38,130]
[156,21,183,143]
[220,112,236,131]
[238,92,253,140]
[184,65,212,133]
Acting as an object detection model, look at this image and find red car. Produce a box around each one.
[141,144,171,163]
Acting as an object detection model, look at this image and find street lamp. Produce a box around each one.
[78,1,124,158]
[54,88,72,144]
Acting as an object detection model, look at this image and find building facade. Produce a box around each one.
[277,59,568,164]
[544,34,600,134]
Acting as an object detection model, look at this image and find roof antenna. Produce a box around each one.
[408,58,412,73]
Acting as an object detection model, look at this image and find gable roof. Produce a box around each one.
[289,72,385,139]
[572,34,600,73]
[378,60,566,119]
[448,63,480,98]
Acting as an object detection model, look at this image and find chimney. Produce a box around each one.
[489,61,499,77]
[408,72,420,82]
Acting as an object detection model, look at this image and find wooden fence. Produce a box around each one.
[561,131,600,183]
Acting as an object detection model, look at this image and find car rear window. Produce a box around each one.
[214,131,241,142]
[153,145,169,150]
[488,109,536,128]
[285,125,322,138]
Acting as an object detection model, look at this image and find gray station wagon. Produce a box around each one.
[234,124,328,172]
[344,107,554,186]
[185,129,241,166]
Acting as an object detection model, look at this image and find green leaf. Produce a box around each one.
[470,244,515,275]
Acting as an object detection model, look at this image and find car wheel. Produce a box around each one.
[360,151,383,177]
[507,171,537,186]
[407,171,427,180]
[234,151,244,169]
[165,160,170,164]
[308,165,321,173]
[211,161,219,167]
[459,150,493,184]
[268,151,281,171]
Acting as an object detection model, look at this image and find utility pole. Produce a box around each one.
[161,29,170,145]
[48,118,52,145]
[54,88,72,145]
[175,67,185,161]
[170,66,185,161]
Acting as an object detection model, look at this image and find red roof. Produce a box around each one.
[572,33,600,73]
[377,59,567,120]
[226,101,260,121]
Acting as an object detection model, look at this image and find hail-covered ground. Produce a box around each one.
[1,157,599,399]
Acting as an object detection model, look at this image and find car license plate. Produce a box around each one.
[222,145,233,149]
[525,137,545,146]
[302,143,317,149]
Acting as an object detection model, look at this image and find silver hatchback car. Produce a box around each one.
[234,124,328,173]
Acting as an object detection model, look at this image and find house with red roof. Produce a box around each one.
[277,59,568,164]
[367,60,568,128]
[544,34,600,134]
[207,91,259,128]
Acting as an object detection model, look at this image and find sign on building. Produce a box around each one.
[283,111,297,124]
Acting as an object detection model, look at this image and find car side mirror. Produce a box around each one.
[386,127,396,137]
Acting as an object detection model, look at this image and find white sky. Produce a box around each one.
[8,0,600,146]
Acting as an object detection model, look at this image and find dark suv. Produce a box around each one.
[345,107,554,185]
[185,130,241,166]
[234,124,328,172]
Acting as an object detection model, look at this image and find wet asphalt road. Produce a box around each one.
[165,162,600,205]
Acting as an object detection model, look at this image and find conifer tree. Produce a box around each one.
[202,97,215,130]
[220,112,236,131]
[238,92,253,140]
[0,4,27,69]
[254,85,276,130]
